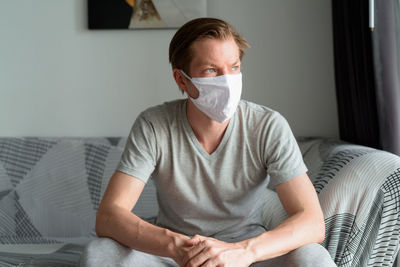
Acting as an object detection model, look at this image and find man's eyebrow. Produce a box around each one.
[194,61,216,67]
[194,59,241,67]
[232,59,241,65]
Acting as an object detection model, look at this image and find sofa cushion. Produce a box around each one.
[0,137,159,244]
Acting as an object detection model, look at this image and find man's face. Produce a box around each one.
[188,37,241,78]
[174,37,241,99]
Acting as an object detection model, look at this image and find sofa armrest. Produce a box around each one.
[298,138,400,266]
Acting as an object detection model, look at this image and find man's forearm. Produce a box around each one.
[96,206,189,261]
[238,210,325,262]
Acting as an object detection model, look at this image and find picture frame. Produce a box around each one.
[88,0,207,29]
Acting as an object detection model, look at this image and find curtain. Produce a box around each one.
[372,0,400,155]
[332,0,400,155]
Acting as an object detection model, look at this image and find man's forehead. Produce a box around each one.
[191,39,239,59]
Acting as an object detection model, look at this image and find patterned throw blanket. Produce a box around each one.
[0,137,399,266]
[298,138,400,266]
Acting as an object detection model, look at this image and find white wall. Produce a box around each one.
[0,0,338,138]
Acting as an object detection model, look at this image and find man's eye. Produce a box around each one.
[232,66,240,71]
[205,68,215,73]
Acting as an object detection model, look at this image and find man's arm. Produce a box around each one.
[95,171,191,264]
[182,173,325,266]
[241,172,325,261]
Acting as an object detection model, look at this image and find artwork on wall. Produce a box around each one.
[88,0,207,29]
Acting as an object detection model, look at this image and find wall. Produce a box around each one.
[0,0,338,137]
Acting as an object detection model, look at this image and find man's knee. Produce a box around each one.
[80,237,133,266]
[286,243,336,267]
[79,237,178,267]
[84,237,128,255]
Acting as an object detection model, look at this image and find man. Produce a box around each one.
[81,18,336,266]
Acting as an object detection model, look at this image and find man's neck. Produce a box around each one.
[186,99,230,154]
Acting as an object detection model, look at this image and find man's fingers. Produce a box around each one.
[183,240,208,266]
[186,240,217,267]
[185,235,204,246]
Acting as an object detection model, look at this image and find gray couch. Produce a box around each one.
[0,137,399,266]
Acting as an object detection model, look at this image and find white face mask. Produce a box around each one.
[181,70,242,123]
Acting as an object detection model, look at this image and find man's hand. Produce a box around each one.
[180,235,254,267]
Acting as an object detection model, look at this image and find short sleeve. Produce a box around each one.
[116,113,157,183]
[265,113,308,189]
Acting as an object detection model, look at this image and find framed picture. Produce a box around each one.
[88,0,207,29]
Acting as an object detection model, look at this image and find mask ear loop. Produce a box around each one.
[179,70,192,93]
[180,70,192,81]
[180,70,200,99]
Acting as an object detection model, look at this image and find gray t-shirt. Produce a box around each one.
[117,99,307,240]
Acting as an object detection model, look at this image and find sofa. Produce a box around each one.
[0,137,399,266]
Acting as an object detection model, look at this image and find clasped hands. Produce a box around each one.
[176,234,254,267]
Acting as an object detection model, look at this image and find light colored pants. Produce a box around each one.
[80,237,336,267]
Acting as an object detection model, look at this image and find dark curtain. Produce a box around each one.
[332,0,381,149]
[332,0,400,155]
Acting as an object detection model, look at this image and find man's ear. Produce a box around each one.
[173,69,188,93]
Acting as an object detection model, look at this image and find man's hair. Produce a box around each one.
[169,17,250,76]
